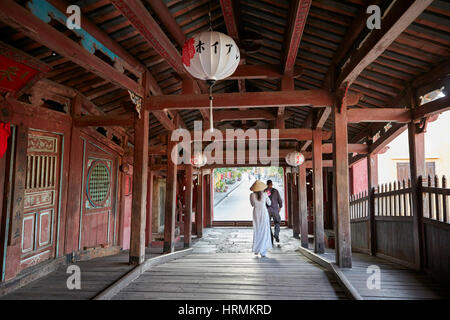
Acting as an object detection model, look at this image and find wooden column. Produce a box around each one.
[184,164,193,248]
[367,153,378,256]
[408,121,426,271]
[292,170,300,238]
[129,110,150,264]
[332,103,352,268]
[286,172,293,228]
[145,168,154,247]
[129,70,150,264]
[203,173,213,228]
[298,164,309,248]
[195,172,204,238]
[312,129,325,253]
[163,134,177,253]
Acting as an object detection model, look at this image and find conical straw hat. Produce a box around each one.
[250,180,267,192]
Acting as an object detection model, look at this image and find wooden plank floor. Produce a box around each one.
[0,248,166,300]
[314,249,450,300]
[112,252,348,300]
[111,228,347,300]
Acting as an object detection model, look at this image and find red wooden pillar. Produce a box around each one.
[332,102,352,268]
[312,129,325,253]
[145,167,154,247]
[408,120,426,271]
[286,171,293,228]
[184,164,193,248]
[367,153,378,256]
[298,164,309,248]
[292,170,300,238]
[163,134,177,253]
[129,73,150,264]
[196,172,204,238]
[204,173,213,227]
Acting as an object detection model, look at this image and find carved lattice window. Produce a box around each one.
[87,161,111,207]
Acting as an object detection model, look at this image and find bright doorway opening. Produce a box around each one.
[212,167,286,222]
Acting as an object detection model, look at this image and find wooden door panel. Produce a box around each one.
[20,130,61,270]
[21,214,35,254]
[38,209,52,248]
[81,141,117,249]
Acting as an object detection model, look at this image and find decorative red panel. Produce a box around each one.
[0,41,51,97]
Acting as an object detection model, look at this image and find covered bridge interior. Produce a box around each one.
[0,0,449,299]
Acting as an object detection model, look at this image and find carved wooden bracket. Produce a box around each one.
[128,90,142,119]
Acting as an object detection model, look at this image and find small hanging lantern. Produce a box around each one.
[191,151,207,168]
[285,151,305,167]
[182,30,240,132]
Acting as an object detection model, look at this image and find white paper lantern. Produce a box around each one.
[182,31,240,82]
[182,31,240,132]
[191,151,207,168]
[285,151,305,167]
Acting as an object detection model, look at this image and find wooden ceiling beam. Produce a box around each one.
[369,123,408,155]
[348,108,412,123]
[188,128,331,142]
[220,0,246,93]
[147,90,334,111]
[50,0,178,130]
[111,0,186,76]
[47,0,145,77]
[213,109,276,122]
[229,65,303,80]
[282,0,312,75]
[0,0,143,96]
[73,114,134,127]
[144,0,211,122]
[413,93,450,120]
[337,0,433,89]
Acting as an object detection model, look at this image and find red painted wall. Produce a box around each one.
[351,158,368,195]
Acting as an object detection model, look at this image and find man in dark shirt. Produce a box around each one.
[265,180,283,243]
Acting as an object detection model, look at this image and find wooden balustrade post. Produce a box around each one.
[163,133,178,253]
[332,100,352,268]
[184,164,193,248]
[313,129,325,253]
[367,153,378,256]
[298,164,309,248]
[129,73,150,264]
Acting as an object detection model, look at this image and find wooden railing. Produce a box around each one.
[421,175,449,223]
[374,180,412,217]
[349,176,449,282]
[350,191,369,220]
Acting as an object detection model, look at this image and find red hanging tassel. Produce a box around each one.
[0,122,11,159]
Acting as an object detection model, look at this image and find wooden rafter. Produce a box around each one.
[0,0,143,96]
[282,0,312,75]
[337,0,434,89]
[220,0,245,93]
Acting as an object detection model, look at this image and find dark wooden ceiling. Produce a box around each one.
[0,0,448,148]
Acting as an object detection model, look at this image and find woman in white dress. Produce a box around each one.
[249,180,273,257]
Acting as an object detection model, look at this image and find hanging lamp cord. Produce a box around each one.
[208,0,213,31]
